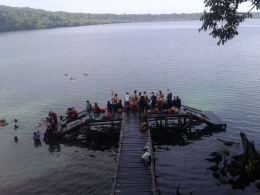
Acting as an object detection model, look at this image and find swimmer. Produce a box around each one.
[36,122,41,127]
[110,90,114,96]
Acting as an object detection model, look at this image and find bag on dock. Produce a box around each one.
[139,122,147,132]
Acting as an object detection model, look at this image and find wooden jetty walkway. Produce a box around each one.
[111,112,157,195]
[51,104,226,195]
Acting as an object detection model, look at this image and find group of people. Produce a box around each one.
[107,89,181,116]
[43,111,58,137]
[84,89,181,118]
[65,107,78,123]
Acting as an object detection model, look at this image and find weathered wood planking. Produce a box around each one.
[111,112,157,195]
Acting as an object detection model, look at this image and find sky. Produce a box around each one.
[0,0,257,14]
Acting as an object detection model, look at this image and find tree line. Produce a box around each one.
[0,5,259,32]
[0,5,202,32]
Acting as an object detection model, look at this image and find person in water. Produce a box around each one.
[110,90,114,96]
[33,132,41,146]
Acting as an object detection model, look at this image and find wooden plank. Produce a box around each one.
[202,111,225,125]
[112,116,157,195]
[115,192,152,195]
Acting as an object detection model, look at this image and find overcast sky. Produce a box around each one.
[0,0,257,14]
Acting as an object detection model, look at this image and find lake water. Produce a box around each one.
[0,20,260,195]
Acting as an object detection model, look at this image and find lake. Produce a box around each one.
[0,19,260,195]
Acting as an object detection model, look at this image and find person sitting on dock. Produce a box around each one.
[65,108,73,123]
[86,100,92,112]
[176,96,181,108]
[171,96,177,107]
[93,103,100,114]
[141,146,151,163]
[72,107,78,118]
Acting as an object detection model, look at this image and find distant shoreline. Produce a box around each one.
[1,5,260,32]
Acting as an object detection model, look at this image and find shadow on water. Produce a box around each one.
[150,121,225,147]
[43,124,121,152]
[150,122,226,195]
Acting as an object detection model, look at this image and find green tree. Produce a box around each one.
[199,0,260,45]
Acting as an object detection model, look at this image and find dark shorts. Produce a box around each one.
[112,104,117,111]
[124,101,130,107]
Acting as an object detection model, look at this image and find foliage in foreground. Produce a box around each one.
[199,0,260,45]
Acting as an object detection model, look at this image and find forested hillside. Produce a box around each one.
[0,5,259,32]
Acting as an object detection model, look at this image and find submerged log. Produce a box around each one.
[217,138,236,146]
[240,132,260,164]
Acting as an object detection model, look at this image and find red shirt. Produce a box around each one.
[72,110,78,117]
[50,112,57,116]
[93,106,100,113]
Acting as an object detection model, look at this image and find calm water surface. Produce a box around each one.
[0,20,260,195]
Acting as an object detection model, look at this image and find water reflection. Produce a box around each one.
[43,125,120,152]
[150,123,225,147]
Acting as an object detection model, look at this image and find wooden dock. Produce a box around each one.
[111,112,157,195]
[146,105,227,131]
[48,104,226,195]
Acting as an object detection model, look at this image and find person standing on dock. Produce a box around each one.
[150,92,157,110]
[111,94,119,115]
[143,91,149,112]
[107,101,112,113]
[157,91,164,111]
[166,89,172,108]
[138,96,145,117]
[131,90,137,109]
[124,92,131,111]
[86,100,92,112]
